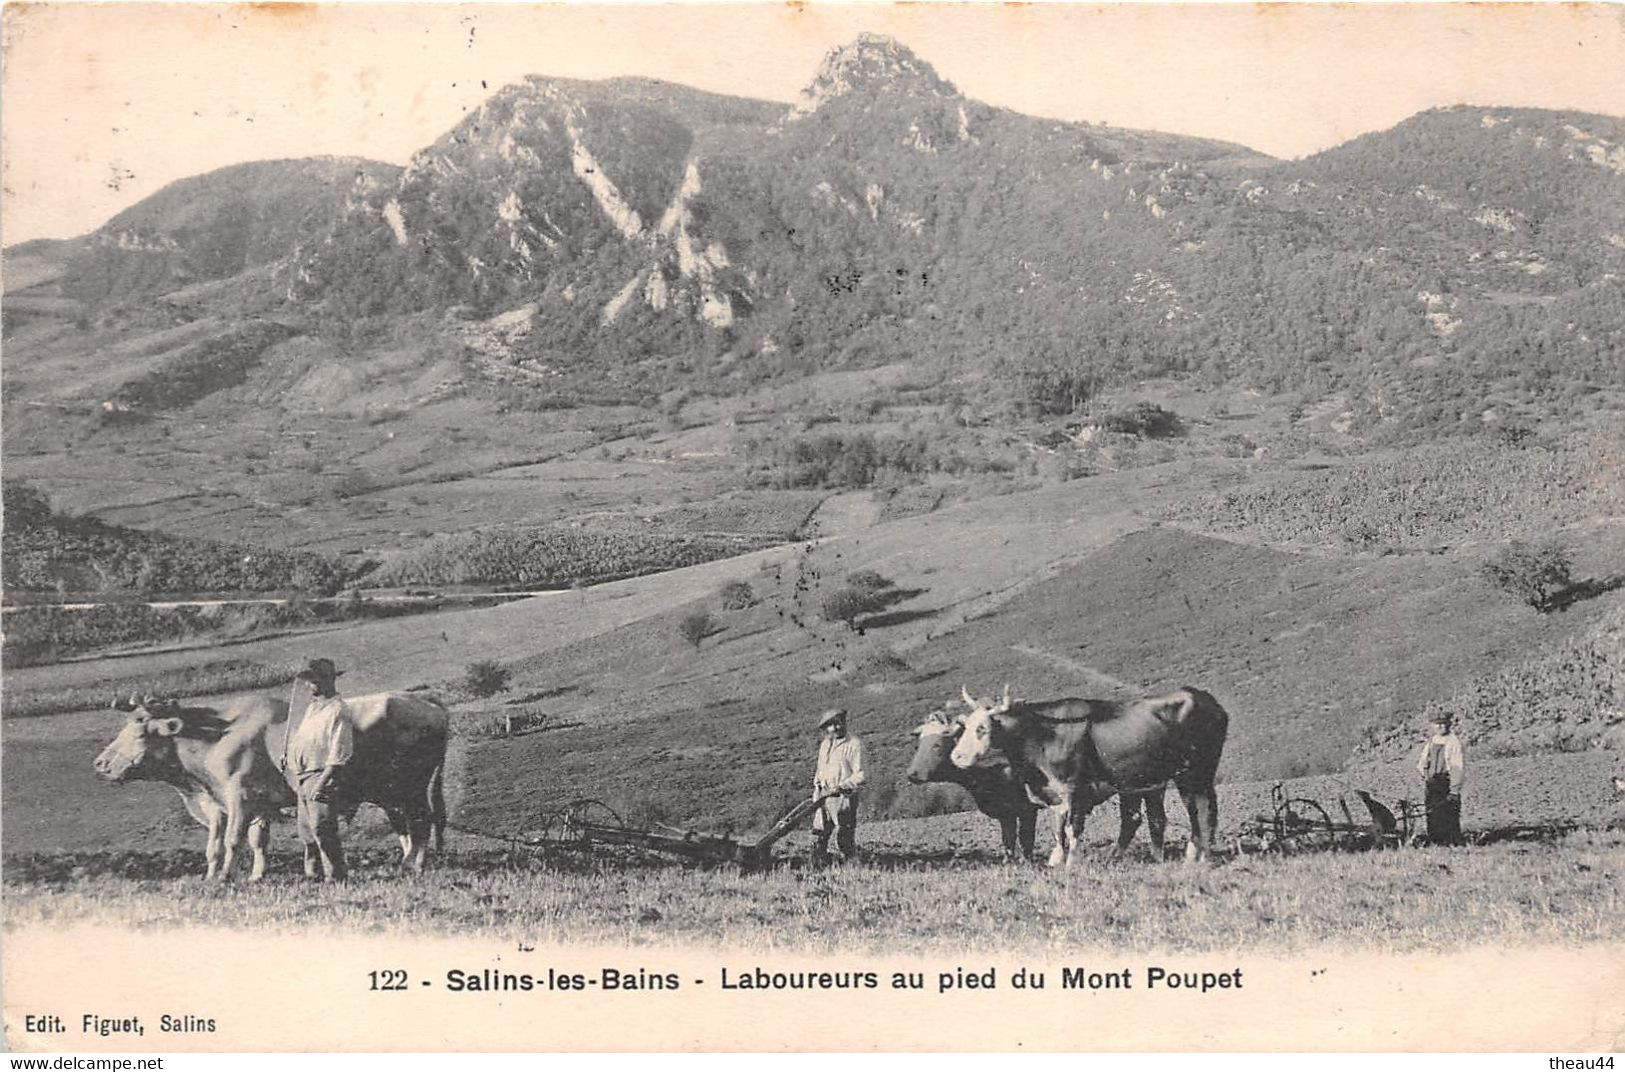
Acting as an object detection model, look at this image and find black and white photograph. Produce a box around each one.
[2,2,1623,1054]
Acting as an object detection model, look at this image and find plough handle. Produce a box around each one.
[751,794,828,853]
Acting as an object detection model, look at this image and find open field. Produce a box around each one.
[4,824,1621,952]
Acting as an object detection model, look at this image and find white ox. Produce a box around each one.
[95,690,450,879]
[95,695,294,881]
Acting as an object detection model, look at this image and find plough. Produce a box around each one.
[1235,781,1426,854]
[1233,781,1584,853]
[474,795,829,872]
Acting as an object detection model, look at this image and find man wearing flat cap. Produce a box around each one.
[285,657,355,881]
[1415,710,1466,846]
[811,708,866,864]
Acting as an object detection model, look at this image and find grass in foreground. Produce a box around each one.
[5,833,1621,953]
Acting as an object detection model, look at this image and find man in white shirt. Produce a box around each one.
[1415,711,1466,846]
[812,708,866,865]
[286,657,356,881]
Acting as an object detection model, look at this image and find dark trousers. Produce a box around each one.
[1424,774,1462,846]
[296,771,348,880]
[813,795,859,862]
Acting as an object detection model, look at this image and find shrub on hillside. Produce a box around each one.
[845,569,893,594]
[856,645,911,678]
[718,580,758,610]
[1098,402,1182,439]
[820,586,885,631]
[1480,540,1574,612]
[1493,424,1536,448]
[1339,517,1386,552]
[463,660,512,699]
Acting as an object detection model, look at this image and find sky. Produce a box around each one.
[3,3,1623,246]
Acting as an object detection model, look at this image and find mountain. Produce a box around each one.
[13,36,1623,428]
[290,36,1276,391]
[57,157,400,309]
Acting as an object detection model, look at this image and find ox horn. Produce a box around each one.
[1001,683,1012,708]
[110,695,137,712]
[962,685,976,707]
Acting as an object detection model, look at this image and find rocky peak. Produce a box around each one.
[788,33,959,119]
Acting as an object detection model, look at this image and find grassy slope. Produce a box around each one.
[449,524,1624,838]
[930,527,1625,778]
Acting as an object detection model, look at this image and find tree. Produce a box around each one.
[1480,540,1573,612]
[463,660,512,699]
[718,580,758,610]
[678,610,715,649]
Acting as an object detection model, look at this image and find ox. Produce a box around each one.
[94,690,450,880]
[906,706,1168,862]
[950,684,1229,866]
[94,694,294,881]
[280,690,450,876]
[906,706,1040,860]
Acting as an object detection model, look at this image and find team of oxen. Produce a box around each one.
[910,684,1229,866]
[93,680,1228,879]
[94,690,449,881]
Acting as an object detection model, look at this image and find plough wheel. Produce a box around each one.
[1273,798,1337,854]
[556,799,626,844]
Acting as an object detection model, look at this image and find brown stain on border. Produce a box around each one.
[2,3,49,52]
[242,3,318,17]
[237,2,322,31]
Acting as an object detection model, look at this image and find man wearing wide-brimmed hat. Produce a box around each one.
[811,708,866,865]
[285,656,355,881]
[1415,710,1466,846]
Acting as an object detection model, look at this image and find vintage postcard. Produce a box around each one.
[3,2,1623,1054]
